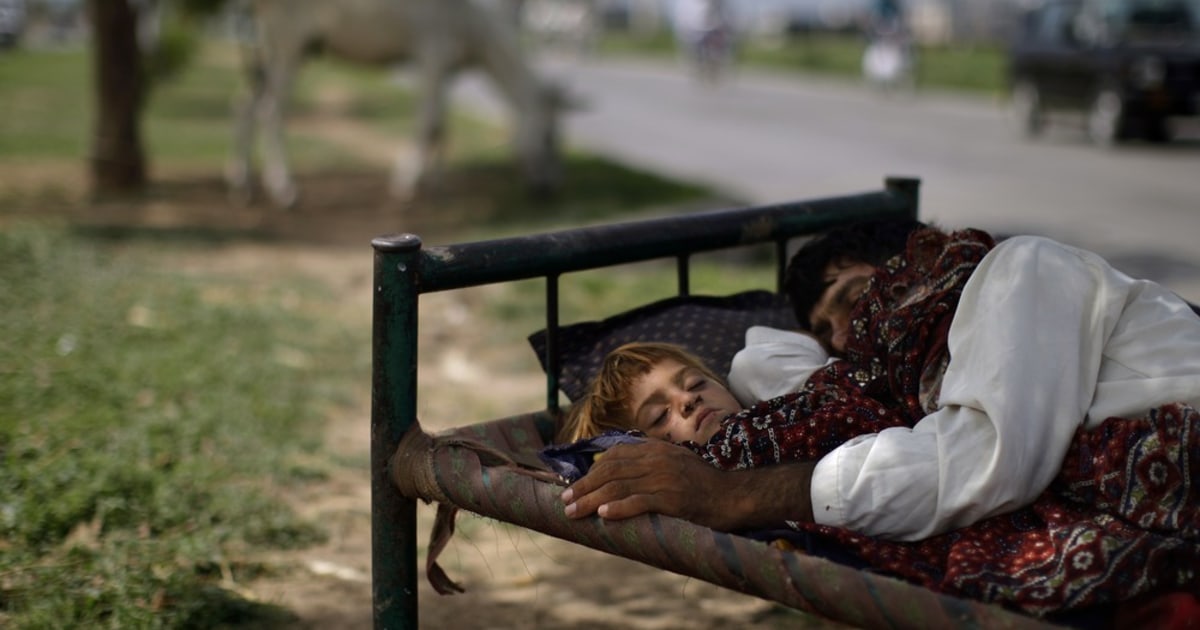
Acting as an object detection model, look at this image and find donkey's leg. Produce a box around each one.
[389,59,451,200]
[227,46,262,207]
[258,50,301,209]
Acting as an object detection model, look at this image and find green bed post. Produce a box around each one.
[545,273,561,412]
[885,176,921,220]
[371,234,423,630]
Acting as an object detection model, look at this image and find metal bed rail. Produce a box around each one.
[369,176,920,629]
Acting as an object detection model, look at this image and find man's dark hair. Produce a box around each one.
[784,218,927,330]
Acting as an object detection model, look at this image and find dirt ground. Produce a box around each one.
[1,127,849,628]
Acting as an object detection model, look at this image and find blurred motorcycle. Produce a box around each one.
[862,24,915,92]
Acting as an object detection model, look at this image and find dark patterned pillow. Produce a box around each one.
[528,290,799,402]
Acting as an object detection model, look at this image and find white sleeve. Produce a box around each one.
[727,326,836,406]
[810,237,1126,540]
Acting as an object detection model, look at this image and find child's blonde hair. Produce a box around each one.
[556,342,723,444]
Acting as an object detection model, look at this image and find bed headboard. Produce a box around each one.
[369,176,921,629]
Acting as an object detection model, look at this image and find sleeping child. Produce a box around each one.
[551,340,904,475]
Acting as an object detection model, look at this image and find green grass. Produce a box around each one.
[601,30,1009,97]
[0,49,91,158]
[741,33,868,79]
[597,29,680,59]
[0,223,362,628]
[0,44,389,168]
[913,43,1009,95]
[0,38,716,233]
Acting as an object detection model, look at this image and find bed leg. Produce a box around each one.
[885,176,921,220]
[372,234,424,629]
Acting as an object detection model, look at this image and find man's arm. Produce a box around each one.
[813,236,1124,540]
[727,326,835,406]
[561,440,815,531]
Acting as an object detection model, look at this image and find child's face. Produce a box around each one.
[627,359,742,444]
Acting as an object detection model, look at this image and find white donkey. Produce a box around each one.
[228,0,571,208]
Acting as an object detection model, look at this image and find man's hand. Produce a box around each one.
[560,440,816,532]
[560,440,725,527]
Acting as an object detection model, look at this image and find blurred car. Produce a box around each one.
[0,0,25,49]
[1008,0,1200,145]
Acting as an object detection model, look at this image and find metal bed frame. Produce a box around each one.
[370,177,925,629]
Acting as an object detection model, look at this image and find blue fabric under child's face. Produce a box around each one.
[628,359,742,444]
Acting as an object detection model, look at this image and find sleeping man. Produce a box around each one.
[558,219,1200,620]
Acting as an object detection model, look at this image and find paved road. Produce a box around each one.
[456,56,1200,303]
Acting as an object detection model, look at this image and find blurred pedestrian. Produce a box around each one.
[863,0,913,90]
[672,0,733,81]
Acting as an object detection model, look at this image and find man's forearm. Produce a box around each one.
[562,442,816,532]
[710,461,815,532]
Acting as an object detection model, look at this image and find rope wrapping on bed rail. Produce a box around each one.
[389,417,567,596]
[390,418,564,502]
[389,420,450,504]
[386,413,1062,629]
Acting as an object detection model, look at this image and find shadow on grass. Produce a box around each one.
[428,153,733,234]
[172,585,300,629]
[42,153,738,250]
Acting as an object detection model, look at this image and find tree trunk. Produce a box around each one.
[87,0,146,195]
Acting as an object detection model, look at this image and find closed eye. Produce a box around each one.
[644,407,667,429]
[835,277,868,307]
